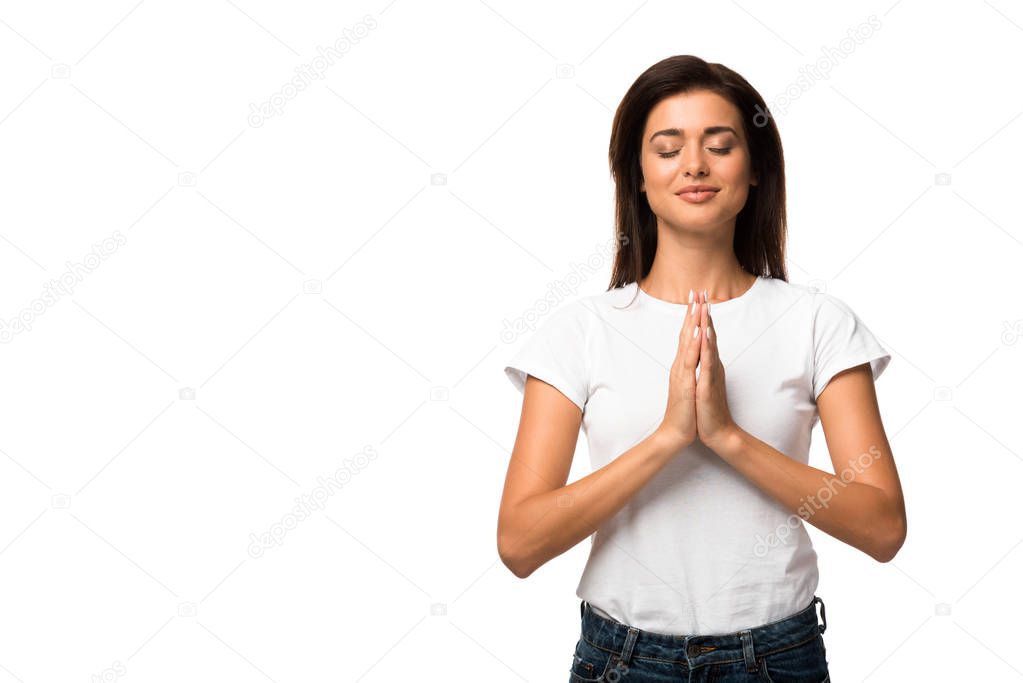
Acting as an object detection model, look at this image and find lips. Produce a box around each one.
[676,186,719,204]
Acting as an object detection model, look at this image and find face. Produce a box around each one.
[639,90,758,232]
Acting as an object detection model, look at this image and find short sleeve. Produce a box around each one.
[503,302,590,412]
[811,292,891,401]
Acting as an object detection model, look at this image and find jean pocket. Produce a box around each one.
[569,637,615,682]
[756,634,829,683]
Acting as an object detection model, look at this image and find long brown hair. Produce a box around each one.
[608,55,788,296]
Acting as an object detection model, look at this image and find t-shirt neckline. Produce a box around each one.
[634,275,764,315]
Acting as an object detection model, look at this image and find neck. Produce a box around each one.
[638,225,753,304]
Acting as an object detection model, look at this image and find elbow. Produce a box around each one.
[869,542,900,564]
[497,530,536,579]
[503,558,534,580]
[870,513,907,563]
[498,541,535,579]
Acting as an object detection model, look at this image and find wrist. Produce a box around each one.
[708,424,744,458]
[652,424,693,454]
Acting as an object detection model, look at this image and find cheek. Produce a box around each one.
[641,158,674,185]
[715,154,751,181]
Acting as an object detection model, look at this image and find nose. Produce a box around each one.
[681,147,709,178]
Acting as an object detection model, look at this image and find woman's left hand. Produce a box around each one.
[695,289,739,453]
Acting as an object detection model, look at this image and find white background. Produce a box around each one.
[1,0,1021,681]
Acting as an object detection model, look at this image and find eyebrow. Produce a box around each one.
[648,126,739,143]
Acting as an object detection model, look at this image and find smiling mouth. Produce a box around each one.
[677,189,718,203]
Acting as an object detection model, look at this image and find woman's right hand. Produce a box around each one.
[656,289,704,450]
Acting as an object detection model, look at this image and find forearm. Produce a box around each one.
[712,427,905,562]
[501,429,681,578]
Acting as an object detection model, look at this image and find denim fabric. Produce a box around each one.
[569,595,829,682]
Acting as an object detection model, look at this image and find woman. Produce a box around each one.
[498,55,906,682]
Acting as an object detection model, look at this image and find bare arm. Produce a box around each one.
[709,362,907,562]
[497,375,681,578]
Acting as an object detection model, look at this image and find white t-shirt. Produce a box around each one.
[503,275,891,635]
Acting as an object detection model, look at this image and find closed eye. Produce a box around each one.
[658,148,732,158]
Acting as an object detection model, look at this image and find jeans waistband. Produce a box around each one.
[579,596,827,672]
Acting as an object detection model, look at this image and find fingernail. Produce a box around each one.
[707,326,712,340]
[688,289,694,304]
[693,325,699,339]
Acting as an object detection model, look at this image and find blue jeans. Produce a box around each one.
[569,596,830,682]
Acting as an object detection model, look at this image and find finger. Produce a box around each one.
[702,291,721,368]
[700,289,709,329]
[673,288,698,373]
[686,287,698,331]
[697,289,708,366]
[685,293,703,369]
[699,290,724,374]
[676,288,696,349]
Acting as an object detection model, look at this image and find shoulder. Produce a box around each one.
[530,284,644,340]
[755,277,859,320]
[758,276,818,304]
[580,282,642,316]
[547,295,595,327]
[517,295,594,343]
[804,286,867,328]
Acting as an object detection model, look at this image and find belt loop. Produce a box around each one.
[814,596,827,634]
[620,626,640,665]
[580,600,585,620]
[740,629,757,672]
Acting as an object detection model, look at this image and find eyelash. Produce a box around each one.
[658,148,732,158]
